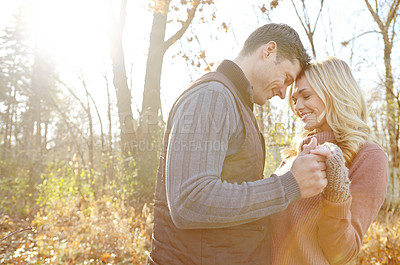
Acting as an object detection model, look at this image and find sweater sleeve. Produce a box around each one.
[317,144,388,264]
[166,82,300,229]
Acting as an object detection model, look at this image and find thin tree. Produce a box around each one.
[108,0,136,157]
[290,0,325,59]
[135,0,213,204]
[364,0,400,208]
[28,45,58,178]
[0,8,33,161]
[102,72,115,190]
[140,0,203,129]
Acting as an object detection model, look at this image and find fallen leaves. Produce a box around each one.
[101,252,111,262]
[2,198,399,264]
[0,196,152,264]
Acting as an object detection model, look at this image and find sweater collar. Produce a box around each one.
[216,60,254,110]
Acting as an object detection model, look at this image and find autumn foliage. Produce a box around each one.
[1,195,400,264]
[0,196,153,264]
[352,209,400,265]
[1,0,400,264]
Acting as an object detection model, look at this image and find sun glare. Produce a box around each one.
[31,0,110,67]
[26,0,116,115]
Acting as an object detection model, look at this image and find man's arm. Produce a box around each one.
[166,82,300,229]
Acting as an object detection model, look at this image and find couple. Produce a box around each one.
[148,23,388,265]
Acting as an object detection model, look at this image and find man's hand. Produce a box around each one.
[290,137,329,199]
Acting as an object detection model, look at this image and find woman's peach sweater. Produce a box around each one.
[269,131,388,265]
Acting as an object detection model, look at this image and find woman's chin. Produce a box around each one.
[303,124,316,131]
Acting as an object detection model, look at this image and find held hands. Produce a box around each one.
[290,137,329,199]
[290,138,351,201]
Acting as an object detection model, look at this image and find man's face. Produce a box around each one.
[252,53,301,105]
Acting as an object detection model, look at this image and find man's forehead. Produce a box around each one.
[289,59,302,77]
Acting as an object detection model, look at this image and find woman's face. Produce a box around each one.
[292,75,331,132]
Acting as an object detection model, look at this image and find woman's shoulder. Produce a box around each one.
[353,141,388,165]
[349,141,388,193]
[361,141,386,154]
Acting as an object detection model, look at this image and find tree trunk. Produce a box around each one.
[364,0,400,210]
[86,90,94,170]
[22,103,34,159]
[2,75,18,160]
[383,38,399,168]
[140,6,169,131]
[12,98,19,158]
[135,5,170,196]
[140,0,201,128]
[105,74,114,190]
[43,120,48,154]
[26,49,46,192]
[110,43,136,156]
[2,94,12,160]
[106,78,113,156]
[136,0,203,204]
[109,0,136,157]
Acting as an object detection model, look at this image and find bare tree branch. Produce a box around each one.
[364,0,385,31]
[84,80,105,153]
[47,94,88,156]
[385,0,400,29]
[290,0,308,35]
[290,0,324,58]
[341,30,379,45]
[57,77,88,115]
[390,16,396,45]
[102,73,114,154]
[312,0,324,35]
[163,0,201,52]
[0,227,34,242]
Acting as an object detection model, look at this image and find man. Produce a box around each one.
[148,23,328,265]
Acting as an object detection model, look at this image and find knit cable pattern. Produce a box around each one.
[321,142,351,202]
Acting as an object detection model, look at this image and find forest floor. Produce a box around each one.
[1,198,399,264]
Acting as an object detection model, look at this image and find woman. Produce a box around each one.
[269,56,388,264]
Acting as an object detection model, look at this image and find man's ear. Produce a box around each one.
[262,41,277,58]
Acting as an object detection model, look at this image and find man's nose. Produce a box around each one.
[278,86,287,99]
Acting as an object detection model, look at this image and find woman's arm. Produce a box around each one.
[317,144,388,264]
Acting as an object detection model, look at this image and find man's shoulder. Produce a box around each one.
[170,80,243,134]
[177,80,236,107]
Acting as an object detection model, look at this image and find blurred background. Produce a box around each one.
[0,0,399,263]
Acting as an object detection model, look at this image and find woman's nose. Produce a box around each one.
[295,100,304,112]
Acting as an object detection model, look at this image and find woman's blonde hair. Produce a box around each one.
[284,56,372,165]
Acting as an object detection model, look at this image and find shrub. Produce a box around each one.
[0,160,36,218]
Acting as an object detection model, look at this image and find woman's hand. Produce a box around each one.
[317,142,351,202]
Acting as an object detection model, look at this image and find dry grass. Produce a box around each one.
[1,201,399,264]
[0,196,153,264]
